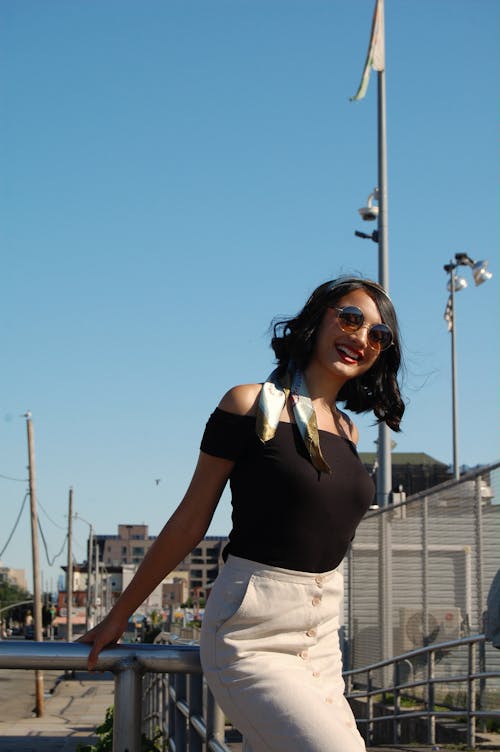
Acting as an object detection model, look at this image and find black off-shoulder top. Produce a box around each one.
[200,408,375,573]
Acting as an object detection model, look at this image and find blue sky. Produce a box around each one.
[1,0,498,591]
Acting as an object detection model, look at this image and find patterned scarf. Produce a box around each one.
[255,368,332,474]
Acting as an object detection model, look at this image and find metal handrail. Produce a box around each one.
[0,641,231,752]
[344,633,500,748]
[2,636,499,750]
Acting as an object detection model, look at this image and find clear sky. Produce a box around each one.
[1,0,498,591]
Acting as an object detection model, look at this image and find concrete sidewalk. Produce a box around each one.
[0,671,114,752]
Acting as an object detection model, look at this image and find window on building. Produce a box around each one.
[132,547,144,556]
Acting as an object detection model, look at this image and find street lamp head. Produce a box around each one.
[472,259,493,286]
[454,252,475,267]
[447,275,468,293]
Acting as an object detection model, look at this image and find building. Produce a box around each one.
[96,524,157,567]
[92,524,226,599]
[59,526,228,627]
[189,536,227,598]
[358,451,451,497]
[161,572,189,610]
[0,561,28,592]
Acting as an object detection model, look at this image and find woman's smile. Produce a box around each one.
[335,342,363,364]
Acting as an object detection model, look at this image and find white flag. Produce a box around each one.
[351,0,385,101]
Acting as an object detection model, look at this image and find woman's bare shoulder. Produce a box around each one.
[218,384,262,416]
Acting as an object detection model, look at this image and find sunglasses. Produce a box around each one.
[332,306,393,351]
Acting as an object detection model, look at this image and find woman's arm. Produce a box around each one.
[79,451,234,669]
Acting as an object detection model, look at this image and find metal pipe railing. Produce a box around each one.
[343,633,500,747]
[2,635,499,749]
[0,641,231,752]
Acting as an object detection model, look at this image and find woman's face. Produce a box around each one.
[309,288,385,382]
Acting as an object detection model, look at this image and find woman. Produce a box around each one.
[81,276,404,752]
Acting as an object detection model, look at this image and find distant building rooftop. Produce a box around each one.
[359,452,448,467]
[358,452,451,496]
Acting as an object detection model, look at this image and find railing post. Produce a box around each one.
[366,670,373,747]
[393,660,400,745]
[175,672,187,750]
[189,673,203,752]
[467,640,476,750]
[479,629,487,732]
[160,672,168,742]
[142,673,150,740]
[206,685,226,748]
[167,673,174,742]
[427,649,435,746]
[114,663,143,752]
[151,673,158,739]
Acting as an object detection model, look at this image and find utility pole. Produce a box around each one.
[25,412,44,716]
[77,514,94,632]
[66,488,74,642]
[95,539,101,623]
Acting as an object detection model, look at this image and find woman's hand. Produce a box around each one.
[78,612,129,671]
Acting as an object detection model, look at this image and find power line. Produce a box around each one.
[38,499,67,531]
[0,492,29,558]
[37,517,68,567]
[0,472,28,482]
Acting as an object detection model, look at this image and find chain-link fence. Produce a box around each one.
[343,462,500,706]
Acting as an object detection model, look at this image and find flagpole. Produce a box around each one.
[349,0,391,507]
[376,57,394,685]
[376,65,391,509]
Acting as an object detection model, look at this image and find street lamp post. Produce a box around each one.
[443,253,492,480]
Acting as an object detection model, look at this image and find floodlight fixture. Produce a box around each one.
[443,252,492,481]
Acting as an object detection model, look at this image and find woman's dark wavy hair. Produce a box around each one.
[271,277,405,431]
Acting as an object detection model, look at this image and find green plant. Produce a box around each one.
[479,717,500,733]
[77,706,113,752]
[77,707,166,752]
[378,693,422,708]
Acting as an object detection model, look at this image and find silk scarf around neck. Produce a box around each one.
[255,368,332,474]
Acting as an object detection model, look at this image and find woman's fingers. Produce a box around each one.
[77,620,123,670]
[87,639,107,671]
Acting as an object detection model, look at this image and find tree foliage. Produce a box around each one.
[0,580,32,621]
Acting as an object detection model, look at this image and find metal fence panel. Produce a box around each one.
[344,462,500,700]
